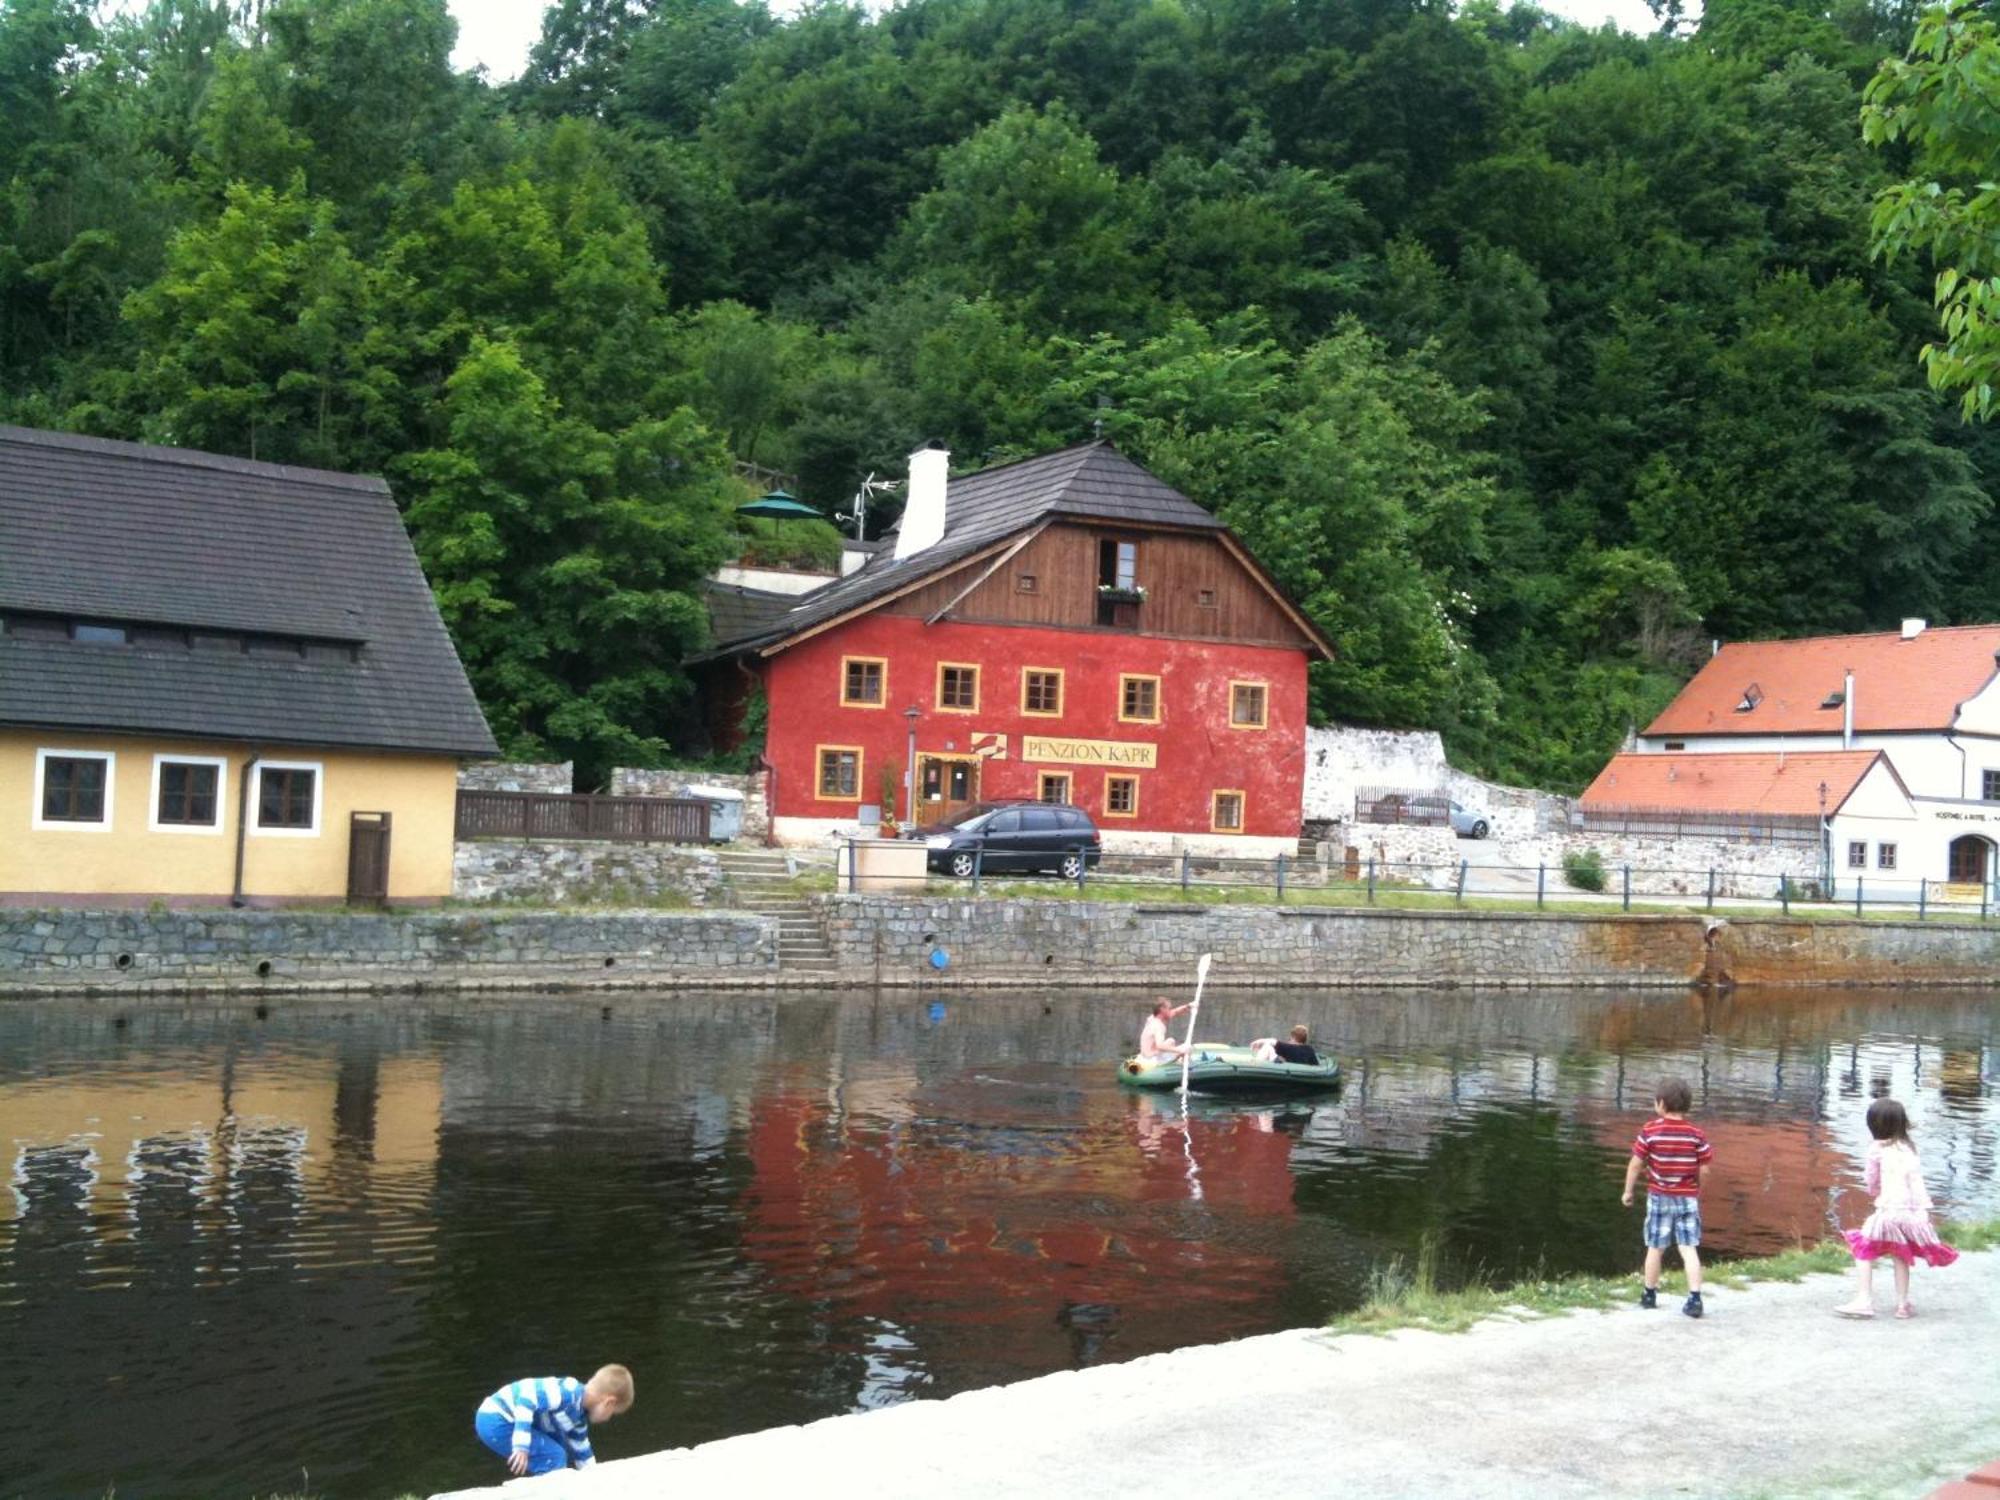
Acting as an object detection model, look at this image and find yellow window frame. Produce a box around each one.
[1103,774,1141,820]
[840,655,888,709]
[935,660,981,713]
[814,744,865,802]
[1020,666,1065,718]
[1211,788,1246,833]
[1038,771,1073,805]
[1118,673,1161,725]
[1228,679,1269,729]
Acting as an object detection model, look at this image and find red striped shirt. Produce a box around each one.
[1632,1116,1713,1197]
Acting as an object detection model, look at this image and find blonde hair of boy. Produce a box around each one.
[587,1364,635,1414]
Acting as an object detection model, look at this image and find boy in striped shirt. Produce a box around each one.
[475,1366,633,1476]
[1621,1078,1715,1318]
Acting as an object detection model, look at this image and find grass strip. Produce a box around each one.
[1329,1218,1999,1337]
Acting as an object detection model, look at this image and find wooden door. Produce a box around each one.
[918,755,980,826]
[347,811,392,906]
[1948,835,1989,885]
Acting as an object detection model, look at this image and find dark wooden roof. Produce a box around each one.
[0,425,497,756]
[702,441,1260,658]
[701,579,799,644]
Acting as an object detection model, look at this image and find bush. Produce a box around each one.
[1562,848,1607,892]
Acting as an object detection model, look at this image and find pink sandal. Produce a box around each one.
[1894,1303,1915,1320]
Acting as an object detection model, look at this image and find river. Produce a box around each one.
[2,986,1995,1499]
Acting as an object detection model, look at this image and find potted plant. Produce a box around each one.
[1096,583,1148,605]
[878,763,901,838]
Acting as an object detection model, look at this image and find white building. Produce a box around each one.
[1592,619,2000,892]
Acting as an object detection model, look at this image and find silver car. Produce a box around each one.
[1448,801,1490,839]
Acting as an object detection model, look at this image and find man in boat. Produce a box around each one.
[1251,1026,1321,1066]
[1138,997,1194,1062]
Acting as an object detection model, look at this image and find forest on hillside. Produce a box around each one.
[1,0,1988,787]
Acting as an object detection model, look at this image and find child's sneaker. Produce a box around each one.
[1639,1286,1658,1310]
[1683,1291,1704,1319]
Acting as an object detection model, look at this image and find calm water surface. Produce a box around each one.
[2,986,1996,1499]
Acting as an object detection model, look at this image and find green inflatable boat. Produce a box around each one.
[1118,1044,1340,1095]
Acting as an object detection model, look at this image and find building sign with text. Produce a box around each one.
[1021,735,1158,768]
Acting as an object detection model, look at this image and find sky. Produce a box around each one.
[445,0,1669,81]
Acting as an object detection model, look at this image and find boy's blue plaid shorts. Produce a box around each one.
[1644,1192,1702,1249]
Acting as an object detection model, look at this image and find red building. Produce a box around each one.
[699,442,1332,852]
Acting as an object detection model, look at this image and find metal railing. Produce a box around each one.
[829,845,2000,920]
[455,790,711,843]
[1354,788,1451,826]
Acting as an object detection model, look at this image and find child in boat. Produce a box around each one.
[475,1366,633,1476]
[1835,1097,1957,1319]
[1139,997,1193,1062]
[1251,1026,1320,1065]
[1621,1078,1713,1319]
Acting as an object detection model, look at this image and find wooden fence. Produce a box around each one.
[1572,803,1820,846]
[454,790,711,844]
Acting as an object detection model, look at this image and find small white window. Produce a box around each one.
[251,760,323,837]
[1877,842,1897,871]
[32,748,116,831]
[150,754,229,835]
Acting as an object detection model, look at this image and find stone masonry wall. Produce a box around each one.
[0,908,776,992]
[452,840,725,905]
[1305,726,1572,839]
[457,761,574,793]
[611,768,770,842]
[816,894,2000,989]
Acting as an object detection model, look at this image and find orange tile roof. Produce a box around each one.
[1580,750,1889,816]
[1645,625,2000,736]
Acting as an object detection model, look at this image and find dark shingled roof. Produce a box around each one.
[701,579,799,645]
[704,441,1227,657]
[0,425,497,756]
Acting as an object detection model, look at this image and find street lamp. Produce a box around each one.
[904,705,922,825]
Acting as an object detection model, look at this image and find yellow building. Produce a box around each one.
[0,426,496,905]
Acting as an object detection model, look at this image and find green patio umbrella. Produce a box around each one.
[735,489,823,520]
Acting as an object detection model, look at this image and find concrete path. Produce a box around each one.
[434,1252,2000,1500]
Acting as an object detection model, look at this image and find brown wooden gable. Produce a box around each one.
[883,521,1325,653]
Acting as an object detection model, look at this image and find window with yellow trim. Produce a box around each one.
[1119,674,1159,723]
[1229,681,1268,729]
[1105,775,1139,818]
[841,657,886,707]
[937,663,979,711]
[816,746,862,799]
[1038,772,1072,804]
[1212,789,1245,832]
[1022,668,1063,717]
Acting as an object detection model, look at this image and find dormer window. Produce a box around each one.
[1735,683,1763,713]
[1820,690,1845,710]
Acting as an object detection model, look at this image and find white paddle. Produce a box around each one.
[1178,952,1213,1103]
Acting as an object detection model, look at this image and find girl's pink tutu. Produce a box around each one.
[1845,1209,1958,1268]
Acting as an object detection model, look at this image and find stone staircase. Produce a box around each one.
[715,848,838,972]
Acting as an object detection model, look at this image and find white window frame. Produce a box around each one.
[31,747,116,832]
[250,759,324,838]
[148,753,229,835]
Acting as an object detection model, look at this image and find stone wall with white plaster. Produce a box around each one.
[1303,726,1572,840]
[452,840,725,905]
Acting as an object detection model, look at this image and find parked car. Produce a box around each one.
[908,801,1103,878]
[1448,800,1490,839]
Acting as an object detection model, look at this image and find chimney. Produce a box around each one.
[893,441,950,561]
[1843,668,1854,749]
[1901,617,1927,640]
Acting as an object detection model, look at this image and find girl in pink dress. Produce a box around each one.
[1835,1097,1957,1320]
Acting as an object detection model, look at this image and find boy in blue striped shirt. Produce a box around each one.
[475,1366,634,1476]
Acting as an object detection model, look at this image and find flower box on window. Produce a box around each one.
[1095,584,1148,604]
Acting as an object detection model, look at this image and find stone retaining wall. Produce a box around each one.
[457,761,574,793]
[453,840,724,905]
[0,908,775,993]
[815,896,2000,989]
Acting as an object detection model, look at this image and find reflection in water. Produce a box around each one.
[0,988,1993,1499]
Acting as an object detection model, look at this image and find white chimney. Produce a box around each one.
[1842,668,1854,749]
[1901,617,1927,640]
[894,442,950,561]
